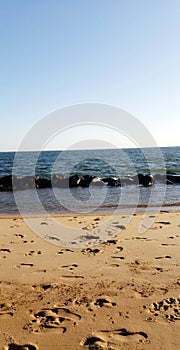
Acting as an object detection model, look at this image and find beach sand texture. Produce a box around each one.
[0,211,180,349]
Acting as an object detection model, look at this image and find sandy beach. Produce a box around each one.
[0,210,180,350]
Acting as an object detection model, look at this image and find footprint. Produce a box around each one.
[0,248,11,253]
[161,243,176,246]
[29,307,81,332]
[48,236,60,242]
[61,264,78,271]
[32,284,52,291]
[81,335,106,349]
[82,328,148,349]
[14,234,24,238]
[108,263,120,267]
[24,251,42,257]
[157,221,171,225]
[155,256,172,259]
[113,225,126,230]
[16,263,34,268]
[146,296,180,322]
[111,256,125,260]
[93,298,116,308]
[129,260,152,272]
[81,248,101,255]
[132,237,148,240]
[40,284,52,291]
[0,303,13,317]
[94,217,101,221]
[155,267,164,272]
[104,239,118,246]
[82,223,99,230]
[5,344,37,350]
[62,275,84,279]
[60,248,74,253]
[116,246,124,251]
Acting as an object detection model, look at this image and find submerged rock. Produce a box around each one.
[79,175,94,187]
[91,177,105,186]
[1,172,180,192]
[13,176,35,190]
[52,174,68,188]
[69,174,81,187]
[101,177,121,186]
[35,177,52,189]
[166,174,180,184]
[0,175,15,191]
[133,174,155,187]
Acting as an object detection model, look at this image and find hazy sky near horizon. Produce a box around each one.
[0,0,180,151]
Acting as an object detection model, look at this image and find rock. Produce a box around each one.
[79,175,94,187]
[141,174,155,187]
[91,177,105,186]
[101,177,121,186]
[69,174,81,187]
[134,174,155,187]
[166,174,180,184]
[35,177,52,189]
[13,176,35,190]
[0,175,15,191]
[52,174,68,188]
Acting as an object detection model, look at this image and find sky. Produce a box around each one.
[0,0,180,151]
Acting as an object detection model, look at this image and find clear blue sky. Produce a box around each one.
[0,0,180,150]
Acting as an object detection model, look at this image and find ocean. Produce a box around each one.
[0,146,180,215]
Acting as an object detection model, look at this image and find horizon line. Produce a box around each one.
[0,145,180,153]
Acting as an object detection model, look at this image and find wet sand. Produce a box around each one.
[0,211,180,349]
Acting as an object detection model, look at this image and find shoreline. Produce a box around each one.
[0,201,180,219]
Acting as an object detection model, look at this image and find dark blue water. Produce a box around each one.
[0,147,180,214]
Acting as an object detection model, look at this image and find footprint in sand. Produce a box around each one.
[62,275,84,279]
[0,248,11,253]
[14,234,24,238]
[161,243,176,246]
[61,264,78,271]
[92,297,116,308]
[155,255,172,260]
[113,224,126,230]
[115,246,124,251]
[157,221,171,225]
[40,221,48,225]
[104,239,119,246]
[24,251,42,257]
[132,237,149,241]
[111,256,125,260]
[73,296,116,310]
[27,307,81,333]
[81,248,102,256]
[145,296,180,322]
[32,284,52,291]
[82,222,100,230]
[129,259,153,271]
[81,328,148,349]
[16,263,34,268]
[58,248,74,253]
[0,303,14,317]
[108,263,120,268]
[4,344,37,350]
